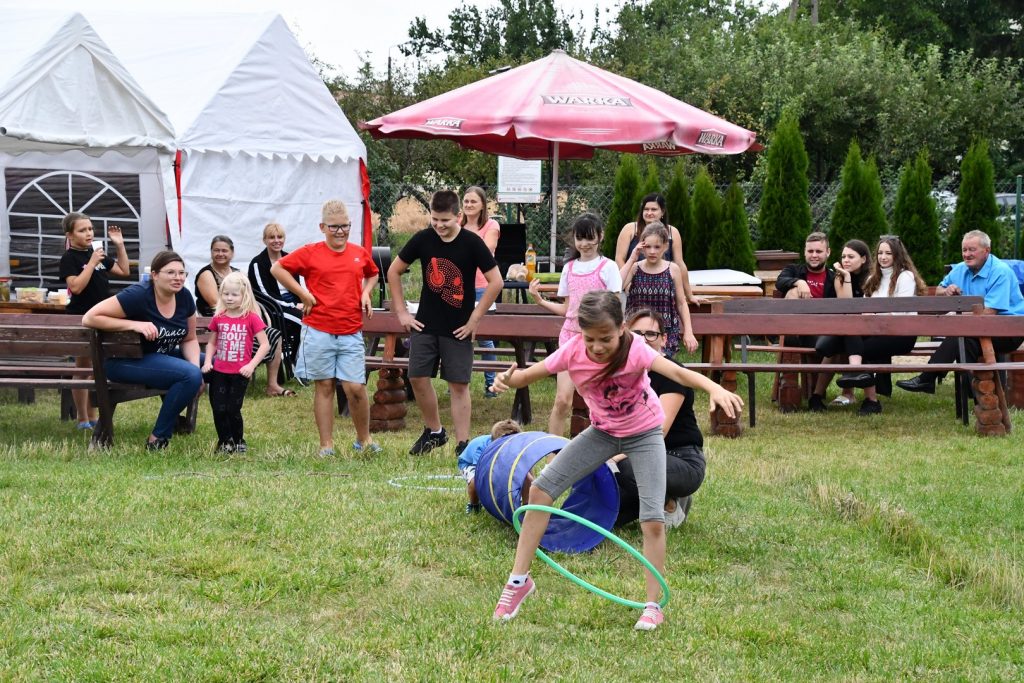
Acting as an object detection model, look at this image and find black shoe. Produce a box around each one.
[807,394,827,412]
[215,441,234,454]
[896,376,936,394]
[146,437,169,451]
[465,502,483,514]
[455,440,469,457]
[858,398,882,416]
[484,387,499,399]
[837,371,875,389]
[409,426,448,455]
[235,440,248,453]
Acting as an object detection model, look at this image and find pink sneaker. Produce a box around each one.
[634,605,664,631]
[492,577,536,621]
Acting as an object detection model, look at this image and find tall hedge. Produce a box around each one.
[689,166,720,270]
[948,139,999,262]
[709,180,756,273]
[665,161,696,261]
[830,140,888,255]
[602,154,641,258]
[756,110,811,253]
[892,150,942,283]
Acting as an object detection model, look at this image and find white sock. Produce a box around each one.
[431,427,444,434]
[508,573,529,586]
[645,602,660,611]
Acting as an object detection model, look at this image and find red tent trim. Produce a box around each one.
[360,157,373,248]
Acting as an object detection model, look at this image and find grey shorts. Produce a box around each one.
[535,425,666,523]
[408,332,473,384]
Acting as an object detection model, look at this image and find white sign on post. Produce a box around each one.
[497,157,542,203]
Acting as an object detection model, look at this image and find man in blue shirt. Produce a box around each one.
[897,230,1024,393]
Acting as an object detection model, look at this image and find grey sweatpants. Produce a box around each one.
[534,425,667,523]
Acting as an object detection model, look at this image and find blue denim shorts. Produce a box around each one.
[295,326,365,383]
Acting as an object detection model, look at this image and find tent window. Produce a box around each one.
[5,169,141,288]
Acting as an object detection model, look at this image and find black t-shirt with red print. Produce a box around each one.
[398,226,497,336]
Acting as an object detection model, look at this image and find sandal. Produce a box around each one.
[267,388,297,397]
[830,395,853,406]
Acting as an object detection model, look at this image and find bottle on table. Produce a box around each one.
[525,243,537,281]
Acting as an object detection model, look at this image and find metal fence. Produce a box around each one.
[371,178,1023,258]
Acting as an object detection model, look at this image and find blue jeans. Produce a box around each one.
[474,287,496,389]
[104,349,203,440]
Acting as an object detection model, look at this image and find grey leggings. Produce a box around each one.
[534,425,667,523]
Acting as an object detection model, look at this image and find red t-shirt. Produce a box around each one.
[277,241,379,335]
[805,269,827,298]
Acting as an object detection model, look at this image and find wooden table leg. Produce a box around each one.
[711,369,743,437]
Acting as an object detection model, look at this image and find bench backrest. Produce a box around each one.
[362,311,563,341]
[721,296,984,314]
[0,323,94,357]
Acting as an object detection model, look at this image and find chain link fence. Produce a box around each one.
[371,178,1023,258]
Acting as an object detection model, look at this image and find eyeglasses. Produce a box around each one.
[159,270,188,278]
[324,223,352,233]
[635,330,664,341]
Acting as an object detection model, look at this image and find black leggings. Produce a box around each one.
[208,370,250,444]
[615,445,706,528]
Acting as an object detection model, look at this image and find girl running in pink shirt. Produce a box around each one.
[490,290,743,631]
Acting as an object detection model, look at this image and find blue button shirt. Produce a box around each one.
[939,254,1024,316]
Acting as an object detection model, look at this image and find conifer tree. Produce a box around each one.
[665,161,696,261]
[689,166,720,270]
[709,180,756,273]
[602,154,641,258]
[635,158,661,209]
[756,110,811,253]
[948,139,999,262]
[892,150,942,283]
[830,141,888,255]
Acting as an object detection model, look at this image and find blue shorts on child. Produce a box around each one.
[295,326,365,383]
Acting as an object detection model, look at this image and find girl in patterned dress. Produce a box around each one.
[527,213,621,436]
[621,222,697,357]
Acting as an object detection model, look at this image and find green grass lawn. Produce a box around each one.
[2,366,1023,681]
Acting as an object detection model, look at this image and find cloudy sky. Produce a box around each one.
[3,0,619,78]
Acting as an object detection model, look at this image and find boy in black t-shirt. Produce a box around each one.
[59,212,130,429]
[387,190,503,455]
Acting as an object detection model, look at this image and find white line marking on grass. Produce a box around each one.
[387,474,463,492]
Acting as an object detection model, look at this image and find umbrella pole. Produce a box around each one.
[549,141,559,273]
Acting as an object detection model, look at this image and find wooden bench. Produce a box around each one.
[357,310,563,429]
[0,313,204,448]
[687,296,1023,437]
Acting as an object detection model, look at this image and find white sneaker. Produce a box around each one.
[664,495,692,529]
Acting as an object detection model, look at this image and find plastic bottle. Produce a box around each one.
[141,266,151,284]
[525,243,537,281]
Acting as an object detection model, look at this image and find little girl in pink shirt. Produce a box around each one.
[527,213,621,435]
[490,290,743,632]
[201,273,271,453]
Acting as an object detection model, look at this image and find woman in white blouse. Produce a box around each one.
[836,235,927,415]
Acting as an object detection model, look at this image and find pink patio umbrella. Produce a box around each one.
[362,50,758,266]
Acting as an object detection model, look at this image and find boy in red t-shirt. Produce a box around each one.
[271,200,380,456]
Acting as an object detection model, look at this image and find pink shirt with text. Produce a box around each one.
[544,332,664,437]
[208,312,266,374]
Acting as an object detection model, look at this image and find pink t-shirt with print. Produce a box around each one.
[544,332,664,437]
[208,312,266,374]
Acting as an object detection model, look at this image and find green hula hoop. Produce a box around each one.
[512,504,670,609]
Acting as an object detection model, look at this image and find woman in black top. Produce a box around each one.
[612,308,706,529]
[810,239,872,409]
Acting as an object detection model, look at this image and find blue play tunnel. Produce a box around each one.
[475,431,620,553]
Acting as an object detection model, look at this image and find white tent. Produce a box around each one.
[0,10,367,289]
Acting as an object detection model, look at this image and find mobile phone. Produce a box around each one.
[92,240,102,251]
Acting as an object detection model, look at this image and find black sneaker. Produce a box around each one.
[455,440,470,457]
[409,426,448,455]
[465,502,483,514]
[145,437,169,451]
[807,394,827,412]
[858,398,883,416]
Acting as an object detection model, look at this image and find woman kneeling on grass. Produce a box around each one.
[489,290,743,631]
